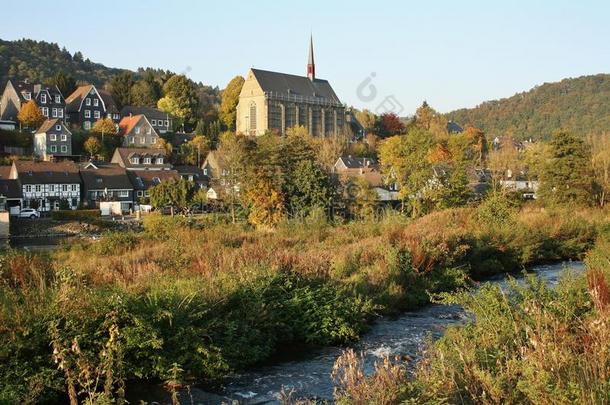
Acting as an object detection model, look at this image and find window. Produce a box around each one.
[151,119,157,126]
[61,145,67,153]
[52,108,58,118]
[93,99,99,107]
[71,198,77,207]
[55,125,61,131]
[35,185,41,192]
[58,109,64,118]
[144,157,151,164]
[135,127,140,134]
[86,98,91,106]
[49,185,55,192]
[61,134,67,141]
[94,111,100,119]
[40,94,47,103]
[23,92,31,100]
[131,157,140,164]
[84,110,91,118]
[84,121,91,130]
[114,114,119,120]
[55,95,61,103]
[140,137,145,144]
[62,184,68,192]
[203,168,208,175]
[165,120,169,127]
[50,134,57,141]
[71,184,77,191]
[25,185,32,192]
[146,127,151,135]
[118,190,129,197]
[249,102,257,129]
[152,137,157,144]
[50,145,57,153]
[137,191,143,197]
[157,158,163,164]
[129,137,135,144]
[42,107,49,116]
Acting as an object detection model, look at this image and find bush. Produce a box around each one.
[50,209,101,221]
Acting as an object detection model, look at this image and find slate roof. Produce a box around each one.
[447,121,464,134]
[0,166,21,199]
[65,85,117,113]
[121,106,171,121]
[250,68,341,105]
[127,169,180,190]
[336,156,378,169]
[13,161,80,184]
[79,162,133,191]
[111,147,171,170]
[35,118,70,134]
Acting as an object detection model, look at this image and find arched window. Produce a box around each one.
[249,102,257,130]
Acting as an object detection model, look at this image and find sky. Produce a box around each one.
[2,0,609,115]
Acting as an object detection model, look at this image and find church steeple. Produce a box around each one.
[307,34,315,81]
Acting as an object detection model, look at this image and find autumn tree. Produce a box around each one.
[538,131,594,206]
[83,136,103,158]
[149,178,196,214]
[18,100,45,129]
[355,109,376,134]
[375,112,405,138]
[130,80,158,107]
[245,178,285,229]
[219,76,245,131]
[180,135,210,166]
[216,132,251,223]
[91,118,118,135]
[487,136,521,193]
[588,133,610,207]
[415,101,447,139]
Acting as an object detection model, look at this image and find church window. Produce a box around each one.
[249,102,257,130]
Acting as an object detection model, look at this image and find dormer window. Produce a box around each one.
[86,98,91,106]
[55,95,61,103]
[40,94,47,103]
[131,157,140,164]
[157,158,164,164]
[144,157,151,164]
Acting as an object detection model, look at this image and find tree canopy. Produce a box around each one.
[219,76,245,131]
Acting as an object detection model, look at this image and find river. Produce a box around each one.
[129,261,585,405]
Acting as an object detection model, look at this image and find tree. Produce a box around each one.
[375,112,405,138]
[487,136,520,194]
[349,177,378,220]
[284,160,333,217]
[158,75,199,129]
[83,136,103,158]
[245,178,285,229]
[49,71,76,97]
[219,76,245,131]
[415,101,447,139]
[109,72,135,110]
[17,100,45,129]
[588,133,610,207]
[216,132,251,223]
[148,178,196,214]
[91,118,118,136]
[355,109,376,134]
[130,80,158,107]
[180,135,210,166]
[156,138,173,155]
[538,131,594,206]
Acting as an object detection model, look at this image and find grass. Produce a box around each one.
[0,205,606,403]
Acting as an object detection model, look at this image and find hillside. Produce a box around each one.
[0,38,128,86]
[446,74,610,141]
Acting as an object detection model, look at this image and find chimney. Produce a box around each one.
[307,34,315,81]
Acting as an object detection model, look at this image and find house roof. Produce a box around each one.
[13,160,80,184]
[250,68,342,105]
[0,166,20,199]
[201,150,227,172]
[118,115,143,135]
[127,169,180,190]
[121,106,171,120]
[447,121,464,134]
[35,118,70,135]
[79,162,133,191]
[336,156,378,169]
[112,147,171,170]
[174,165,204,180]
[98,89,118,113]
[65,85,117,113]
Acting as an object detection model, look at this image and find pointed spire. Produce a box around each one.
[307,34,315,81]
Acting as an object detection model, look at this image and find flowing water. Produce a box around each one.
[132,261,585,405]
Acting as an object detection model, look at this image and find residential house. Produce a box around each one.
[128,169,180,203]
[9,160,80,211]
[333,156,399,202]
[111,147,171,171]
[79,162,134,212]
[0,166,22,212]
[65,85,119,131]
[121,106,173,134]
[34,119,72,160]
[174,165,206,189]
[118,115,160,147]
[447,120,464,134]
[0,80,65,124]
[201,150,231,200]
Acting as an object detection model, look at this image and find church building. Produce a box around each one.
[236,36,346,137]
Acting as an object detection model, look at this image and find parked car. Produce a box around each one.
[19,208,40,219]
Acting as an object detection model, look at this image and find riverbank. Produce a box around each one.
[0,205,606,403]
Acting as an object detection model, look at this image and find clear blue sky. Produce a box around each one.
[2,0,609,115]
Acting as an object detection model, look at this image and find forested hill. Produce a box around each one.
[446,74,610,141]
[0,38,128,86]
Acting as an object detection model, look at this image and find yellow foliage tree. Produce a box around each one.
[18,100,45,129]
[91,118,118,135]
[246,179,285,229]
